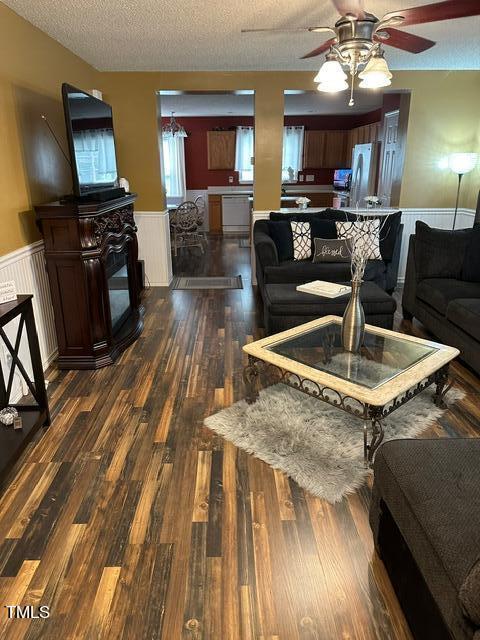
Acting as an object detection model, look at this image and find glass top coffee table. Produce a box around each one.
[243,316,459,467]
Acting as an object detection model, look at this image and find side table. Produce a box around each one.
[0,295,50,484]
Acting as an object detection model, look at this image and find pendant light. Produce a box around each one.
[162,112,187,138]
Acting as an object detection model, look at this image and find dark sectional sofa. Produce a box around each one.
[403,221,480,375]
[254,209,403,295]
[253,209,403,333]
[371,438,480,640]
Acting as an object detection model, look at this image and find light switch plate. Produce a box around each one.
[306,175,314,182]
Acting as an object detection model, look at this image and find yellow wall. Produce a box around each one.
[100,72,316,212]
[0,3,97,256]
[101,70,480,214]
[391,71,480,209]
[1,1,479,258]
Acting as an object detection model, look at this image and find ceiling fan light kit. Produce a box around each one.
[358,52,392,89]
[243,0,480,107]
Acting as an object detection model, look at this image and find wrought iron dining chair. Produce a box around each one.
[171,201,204,255]
[193,195,207,241]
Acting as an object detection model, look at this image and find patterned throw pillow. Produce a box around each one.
[290,221,311,260]
[335,219,382,260]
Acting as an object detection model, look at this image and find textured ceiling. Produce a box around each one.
[158,91,383,116]
[4,0,480,71]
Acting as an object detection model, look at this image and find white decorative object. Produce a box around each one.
[119,177,130,192]
[290,221,312,260]
[296,281,351,299]
[364,195,382,208]
[0,281,17,305]
[295,196,311,210]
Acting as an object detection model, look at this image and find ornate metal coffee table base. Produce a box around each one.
[243,355,452,468]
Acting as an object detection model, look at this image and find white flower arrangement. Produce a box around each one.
[364,195,382,207]
[296,196,311,209]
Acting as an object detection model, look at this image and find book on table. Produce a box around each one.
[296,281,351,299]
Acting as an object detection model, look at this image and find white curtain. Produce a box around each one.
[162,133,187,200]
[235,126,254,182]
[73,129,117,185]
[282,126,304,182]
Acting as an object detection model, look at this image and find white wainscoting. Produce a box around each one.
[135,211,173,287]
[0,241,57,402]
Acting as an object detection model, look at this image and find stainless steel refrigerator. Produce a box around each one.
[349,142,380,208]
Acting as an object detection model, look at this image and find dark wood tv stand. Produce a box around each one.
[35,193,144,370]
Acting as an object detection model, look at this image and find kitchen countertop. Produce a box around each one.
[207,185,338,196]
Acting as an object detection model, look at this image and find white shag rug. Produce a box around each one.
[204,383,464,503]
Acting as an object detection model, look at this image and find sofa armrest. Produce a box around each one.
[385,224,403,293]
[253,230,279,271]
[253,227,278,291]
[402,235,418,317]
[460,557,480,627]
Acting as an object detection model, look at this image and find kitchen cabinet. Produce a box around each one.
[347,122,381,166]
[208,195,223,233]
[303,131,325,168]
[207,131,236,170]
[283,192,334,208]
[303,130,349,168]
[322,131,349,169]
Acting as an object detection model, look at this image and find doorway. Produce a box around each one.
[157,90,255,276]
[280,89,410,210]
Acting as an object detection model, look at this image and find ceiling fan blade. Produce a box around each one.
[331,0,365,19]
[241,26,334,34]
[382,0,480,28]
[375,27,436,53]
[301,38,338,59]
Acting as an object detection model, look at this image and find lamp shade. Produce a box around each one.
[317,79,349,93]
[448,152,478,175]
[314,60,347,84]
[358,54,392,89]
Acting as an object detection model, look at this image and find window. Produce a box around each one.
[162,133,187,200]
[235,126,254,183]
[282,126,304,183]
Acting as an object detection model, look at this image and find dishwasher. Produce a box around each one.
[221,195,250,232]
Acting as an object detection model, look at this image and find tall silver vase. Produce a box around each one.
[342,281,365,353]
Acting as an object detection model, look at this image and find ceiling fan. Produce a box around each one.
[242,0,480,106]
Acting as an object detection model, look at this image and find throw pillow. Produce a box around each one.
[267,220,294,262]
[415,221,472,280]
[312,238,352,263]
[378,210,402,261]
[462,224,480,282]
[290,221,311,260]
[336,219,382,260]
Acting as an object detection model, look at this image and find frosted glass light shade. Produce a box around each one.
[317,80,349,93]
[314,60,347,84]
[358,55,392,89]
[448,152,478,175]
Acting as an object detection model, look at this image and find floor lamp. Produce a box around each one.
[448,153,478,229]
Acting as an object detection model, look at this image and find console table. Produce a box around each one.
[0,295,50,482]
[35,193,144,369]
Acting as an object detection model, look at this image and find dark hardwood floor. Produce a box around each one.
[0,234,479,639]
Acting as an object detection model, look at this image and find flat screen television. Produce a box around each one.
[333,169,352,191]
[62,83,119,197]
